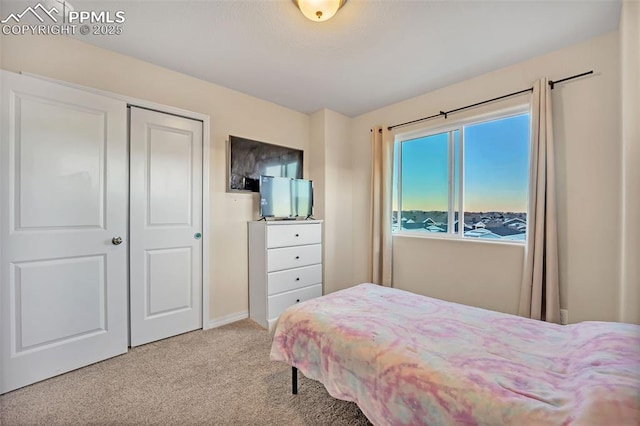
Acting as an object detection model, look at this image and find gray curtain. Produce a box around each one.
[370,127,394,286]
[518,78,561,323]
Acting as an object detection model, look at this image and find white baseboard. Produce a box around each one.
[205,310,249,329]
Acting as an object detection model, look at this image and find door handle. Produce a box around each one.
[112,237,123,245]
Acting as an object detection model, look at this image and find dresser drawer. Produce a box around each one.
[267,244,321,272]
[268,264,322,295]
[267,223,321,248]
[268,284,322,319]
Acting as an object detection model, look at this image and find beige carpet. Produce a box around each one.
[0,319,371,425]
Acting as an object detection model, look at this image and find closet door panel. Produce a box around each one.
[129,107,203,347]
[1,71,128,393]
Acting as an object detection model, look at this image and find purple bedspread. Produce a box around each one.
[270,284,640,425]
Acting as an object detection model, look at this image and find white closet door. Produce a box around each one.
[129,107,203,347]
[0,71,129,393]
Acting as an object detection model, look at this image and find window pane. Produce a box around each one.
[399,132,449,233]
[453,130,460,234]
[463,114,529,241]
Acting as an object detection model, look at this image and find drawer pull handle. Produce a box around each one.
[295,277,300,281]
[295,233,300,237]
[296,299,300,303]
[295,256,300,259]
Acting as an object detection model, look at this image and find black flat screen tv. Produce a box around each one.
[259,176,313,218]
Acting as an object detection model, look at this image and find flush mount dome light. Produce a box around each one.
[293,0,347,22]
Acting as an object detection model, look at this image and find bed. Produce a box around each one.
[270,283,640,425]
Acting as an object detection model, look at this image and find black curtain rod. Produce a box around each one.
[548,70,593,89]
[386,70,594,131]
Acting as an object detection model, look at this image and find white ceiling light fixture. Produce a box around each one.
[293,0,347,22]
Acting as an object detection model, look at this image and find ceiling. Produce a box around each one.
[4,0,622,117]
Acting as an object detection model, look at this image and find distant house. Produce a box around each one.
[439,220,473,233]
[425,225,445,233]
[501,233,526,241]
[455,220,473,231]
[474,222,486,229]
[485,225,526,238]
[464,228,501,239]
[400,216,425,230]
[422,218,437,226]
[504,218,527,228]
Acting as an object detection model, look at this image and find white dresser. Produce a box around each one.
[248,220,323,331]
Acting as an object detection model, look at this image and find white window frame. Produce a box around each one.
[393,103,531,244]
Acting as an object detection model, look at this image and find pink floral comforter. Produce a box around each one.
[270,284,640,425]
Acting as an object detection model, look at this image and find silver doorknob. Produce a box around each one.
[112,237,123,245]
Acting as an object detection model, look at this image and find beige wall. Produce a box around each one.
[0,34,310,323]
[322,109,353,293]
[394,238,523,314]
[620,1,640,324]
[309,111,327,223]
[350,32,622,321]
[308,109,353,294]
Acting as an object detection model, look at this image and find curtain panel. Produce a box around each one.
[370,127,394,286]
[518,78,561,323]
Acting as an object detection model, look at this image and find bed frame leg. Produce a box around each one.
[292,366,298,394]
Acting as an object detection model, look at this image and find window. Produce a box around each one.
[393,112,530,242]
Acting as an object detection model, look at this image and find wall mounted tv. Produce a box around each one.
[259,176,313,219]
[228,135,303,192]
